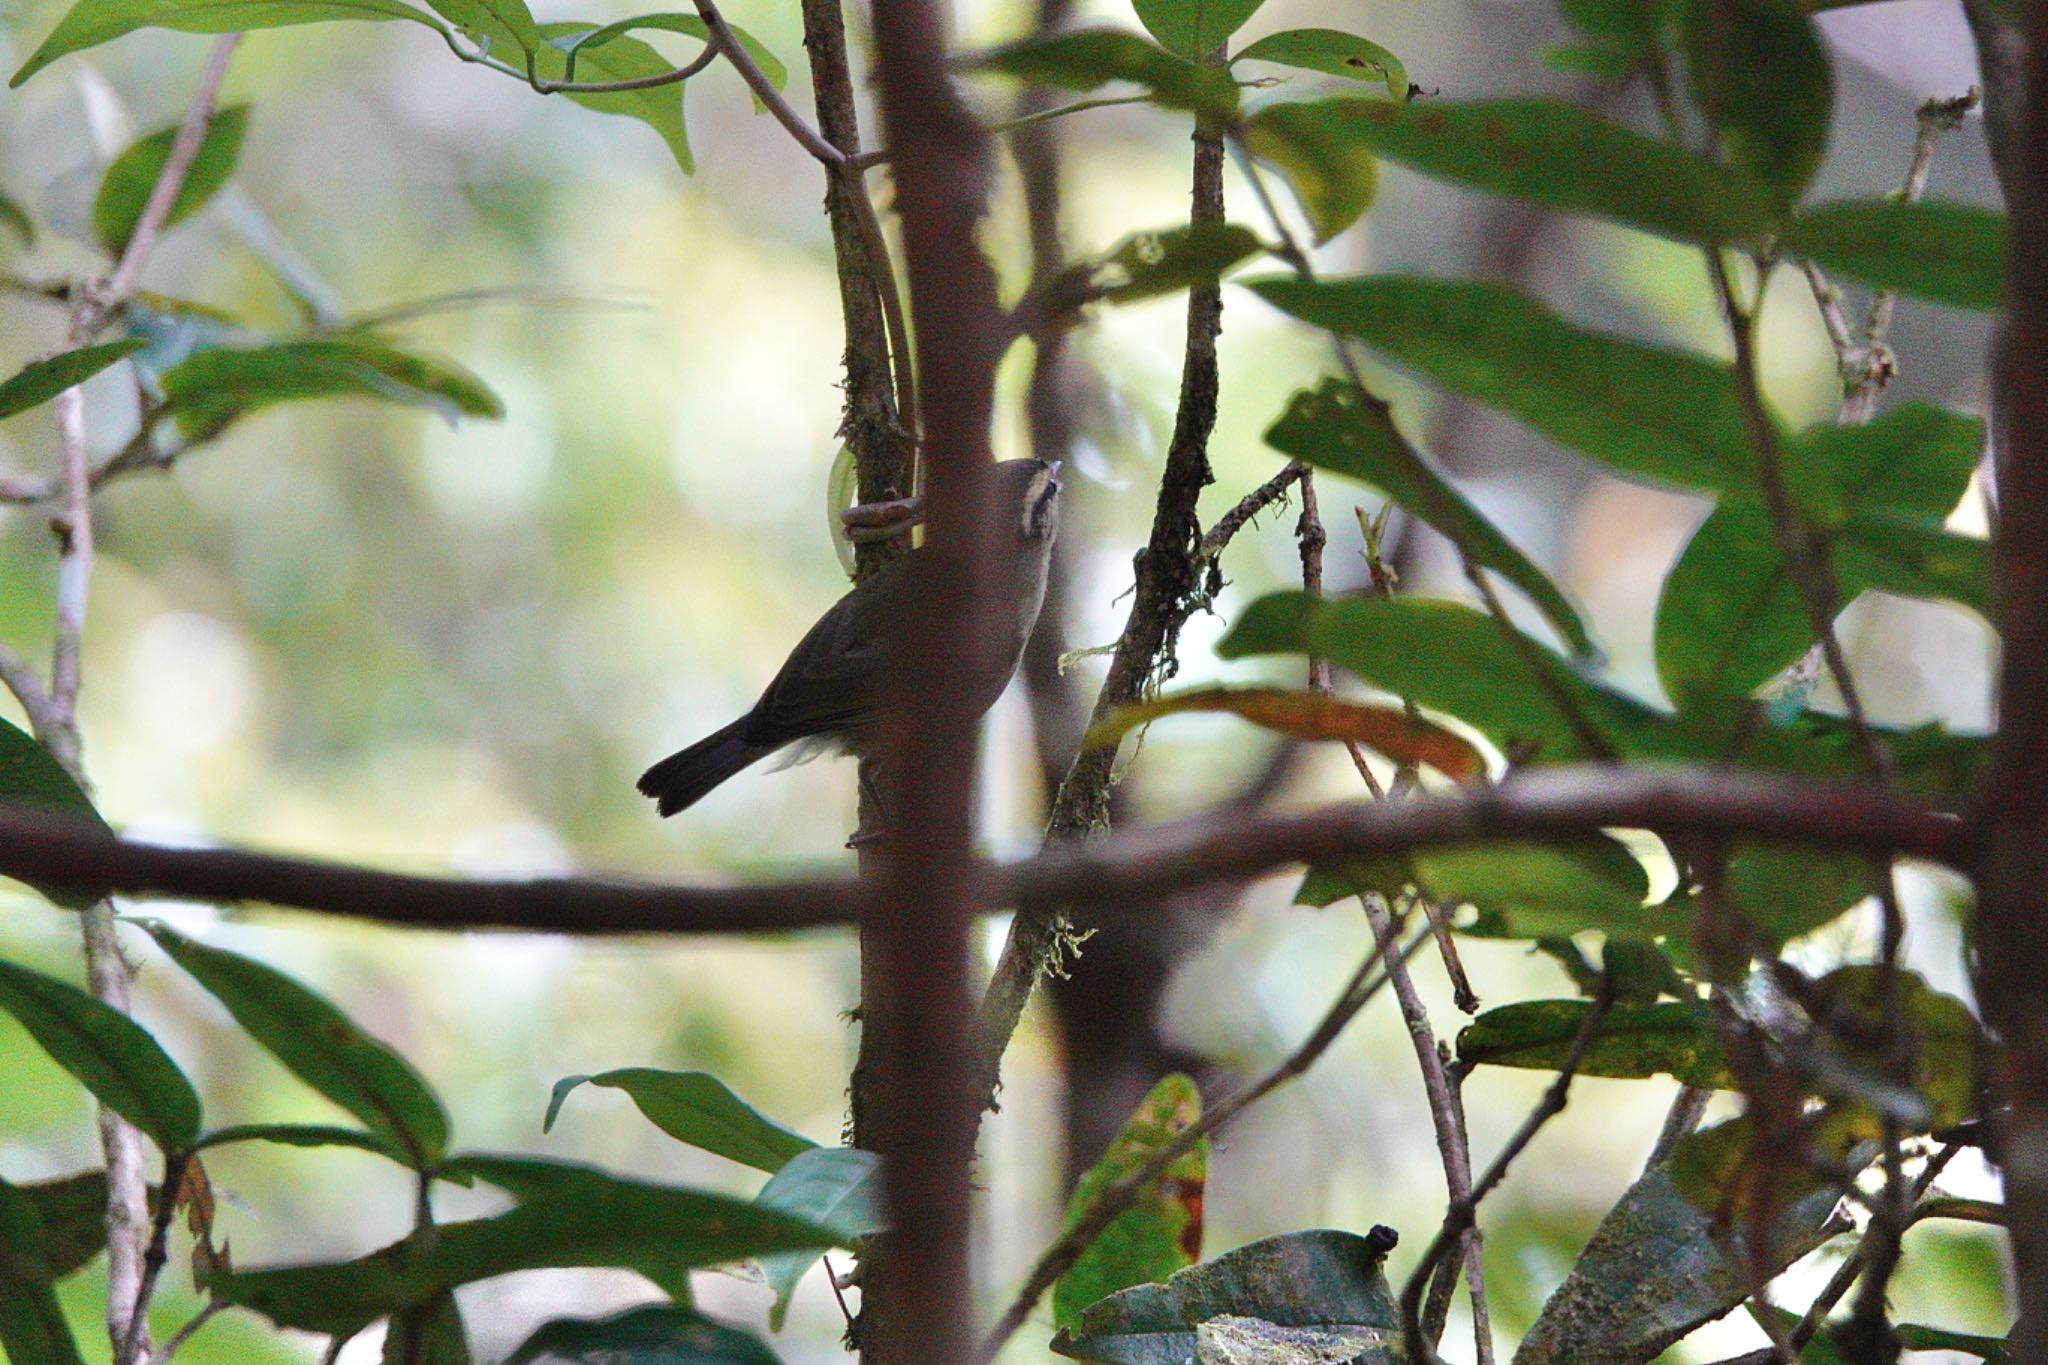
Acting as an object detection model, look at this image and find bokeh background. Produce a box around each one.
[0,0,2010,1359]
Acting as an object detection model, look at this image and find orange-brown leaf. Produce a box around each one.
[1085,685,1486,780]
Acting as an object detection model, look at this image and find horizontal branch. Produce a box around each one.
[0,768,1965,937]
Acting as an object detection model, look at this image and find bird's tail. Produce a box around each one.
[637,717,772,816]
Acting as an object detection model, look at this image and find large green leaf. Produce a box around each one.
[1051,1228,1401,1363]
[1458,999,1731,1087]
[970,28,1240,120]
[1086,223,1266,304]
[1249,276,1755,495]
[1515,1116,1858,1364]
[18,1172,111,1280]
[1260,96,1777,243]
[0,340,148,422]
[0,1178,86,1365]
[0,958,203,1151]
[1783,199,2005,311]
[93,105,250,255]
[1242,101,1378,244]
[158,336,502,440]
[504,1306,782,1365]
[210,1176,845,1334]
[140,921,449,1167]
[382,1292,470,1365]
[545,1068,816,1174]
[532,22,692,174]
[11,0,439,88]
[1678,0,1831,205]
[1266,377,1592,654]
[1415,837,1668,941]
[1726,844,1875,945]
[1219,592,1676,762]
[1130,0,1264,60]
[1055,1074,1207,1332]
[755,1147,886,1330]
[1234,29,1405,100]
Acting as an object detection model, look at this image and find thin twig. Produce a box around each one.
[0,639,63,741]
[1399,976,1616,1362]
[693,0,843,167]
[1197,462,1305,558]
[143,1300,226,1365]
[116,1153,190,1365]
[976,929,1423,1363]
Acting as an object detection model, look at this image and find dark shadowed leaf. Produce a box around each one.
[533,22,693,173]
[194,1122,409,1162]
[19,1172,109,1280]
[1051,1228,1400,1363]
[546,1068,815,1173]
[505,1305,782,1365]
[1267,97,1777,243]
[1219,592,1677,763]
[1085,684,1486,780]
[0,1178,86,1365]
[1893,1324,2008,1362]
[1515,1116,1857,1364]
[1089,223,1265,303]
[1234,29,1405,99]
[383,1292,470,1365]
[1130,0,1265,60]
[1242,101,1378,244]
[756,1147,886,1330]
[1811,966,1983,1132]
[1250,276,1755,494]
[0,958,202,1150]
[0,340,147,421]
[1678,0,1831,205]
[1054,1074,1207,1332]
[158,336,501,439]
[969,29,1240,120]
[93,105,249,254]
[1265,377,1592,654]
[1459,998,1730,1087]
[1784,199,2004,311]
[1725,844,1874,945]
[140,921,449,1167]
[0,718,114,908]
[10,0,438,89]
[210,1175,844,1334]
[0,189,34,246]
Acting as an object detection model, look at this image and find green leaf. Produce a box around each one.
[158,336,502,440]
[0,717,116,909]
[1893,1324,2008,1362]
[1051,1228,1401,1363]
[1249,276,1755,494]
[1218,593,1677,763]
[193,1122,409,1161]
[1265,378,1592,654]
[1267,96,1777,244]
[545,1068,815,1174]
[1054,1074,1206,1332]
[18,1172,110,1280]
[1811,966,1983,1132]
[93,105,250,255]
[1678,0,1831,205]
[11,0,440,89]
[1084,684,1487,780]
[1726,844,1876,945]
[420,0,537,54]
[0,957,203,1150]
[0,340,148,422]
[505,1306,782,1365]
[1087,223,1266,304]
[970,28,1239,120]
[1457,998,1730,1087]
[1233,29,1406,99]
[384,1293,470,1365]
[1517,1116,1857,1364]
[1416,837,1666,941]
[1784,199,2005,311]
[1130,0,1265,60]
[1242,101,1378,244]
[0,189,34,247]
[139,921,449,1167]
[531,22,693,174]
[755,1147,886,1331]
[210,1175,845,1334]
[0,1178,87,1365]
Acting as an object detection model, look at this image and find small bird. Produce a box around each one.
[638,458,1062,816]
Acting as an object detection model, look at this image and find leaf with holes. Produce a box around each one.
[1234,29,1405,99]
[140,921,449,1167]
[546,1068,815,1173]
[1085,684,1486,781]
[1088,223,1266,303]
[0,958,202,1150]
[93,105,249,254]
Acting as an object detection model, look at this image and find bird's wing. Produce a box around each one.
[753,561,901,739]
